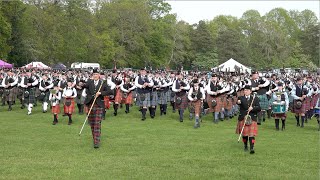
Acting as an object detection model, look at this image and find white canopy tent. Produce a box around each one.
[213,58,251,73]
[21,62,51,69]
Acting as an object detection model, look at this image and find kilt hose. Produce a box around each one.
[293,99,306,114]
[51,104,61,114]
[236,120,258,137]
[63,98,75,114]
[136,92,151,107]
[88,104,103,145]
[257,94,269,110]
[207,95,223,113]
[114,88,122,104]
[122,92,133,105]
[16,87,24,100]
[25,88,36,104]
[175,94,188,110]
[189,100,202,115]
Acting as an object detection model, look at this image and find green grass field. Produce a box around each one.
[0,104,319,180]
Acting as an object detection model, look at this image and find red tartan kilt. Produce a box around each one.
[190,100,202,115]
[122,92,133,104]
[104,96,110,109]
[304,97,311,111]
[293,100,306,114]
[224,97,233,110]
[273,113,287,119]
[207,95,222,113]
[311,94,318,108]
[236,120,258,137]
[64,98,75,114]
[51,105,60,114]
[114,88,122,103]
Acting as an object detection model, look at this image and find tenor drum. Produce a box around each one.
[272,101,286,114]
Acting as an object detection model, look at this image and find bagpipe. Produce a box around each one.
[50,89,59,106]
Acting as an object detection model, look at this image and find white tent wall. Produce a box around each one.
[213,58,251,73]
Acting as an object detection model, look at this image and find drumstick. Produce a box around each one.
[79,80,104,136]
[238,93,256,142]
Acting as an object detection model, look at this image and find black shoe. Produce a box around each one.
[179,119,183,122]
[114,112,117,116]
[94,144,100,149]
[8,107,12,111]
[257,123,261,125]
[21,105,25,109]
[163,111,166,115]
[296,123,300,127]
[250,149,255,154]
[52,121,58,125]
[125,110,129,114]
[43,110,47,113]
[141,117,146,121]
[68,121,72,125]
[263,118,265,122]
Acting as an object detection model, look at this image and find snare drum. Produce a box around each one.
[272,101,286,114]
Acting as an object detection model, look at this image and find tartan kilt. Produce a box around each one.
[293,100,306,114]
[25,88,36,104]
[258,94,269,110]
[35,88,41,97]
[236,120,258,137]
[150,91,158,106]
[304,97,311,111]
[63,98,75,114]
[39,91,50,103]
[207,95,223,113]
[136,92,151,107]
[189,100,202,115]
[4,88,16,101]
[311,94,319,108]
[122,92,133,105]
[168,90,175,101]
[224,96,233,111]
[158,90,168,104]
[104,96,110,109]
[175,94,188,110]
[88,104,103,121]
[114,88,122,104]
[51,104,60,114]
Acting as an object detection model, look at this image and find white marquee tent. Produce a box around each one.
[213,58,251,73]
[21,62,51,69]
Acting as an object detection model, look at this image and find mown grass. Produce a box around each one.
[0,104,319,180]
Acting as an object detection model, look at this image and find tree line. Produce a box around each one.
[0,0,319,70]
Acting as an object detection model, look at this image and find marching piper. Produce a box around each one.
[49,83,62,125]
[120,76,135,114]
[291,77,308,127]
[20,70,39,115]
[39,73,53,113]
[1,70,18,111]
[172,72,190,122]
[236,85,261,154]
[62,79,77,125]
[134,68,154,121]
[188,79,205,128]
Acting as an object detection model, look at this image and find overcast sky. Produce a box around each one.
[167,1,320,24]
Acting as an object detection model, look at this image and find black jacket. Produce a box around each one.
[237,95,261,121]
[84,79,114,108]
